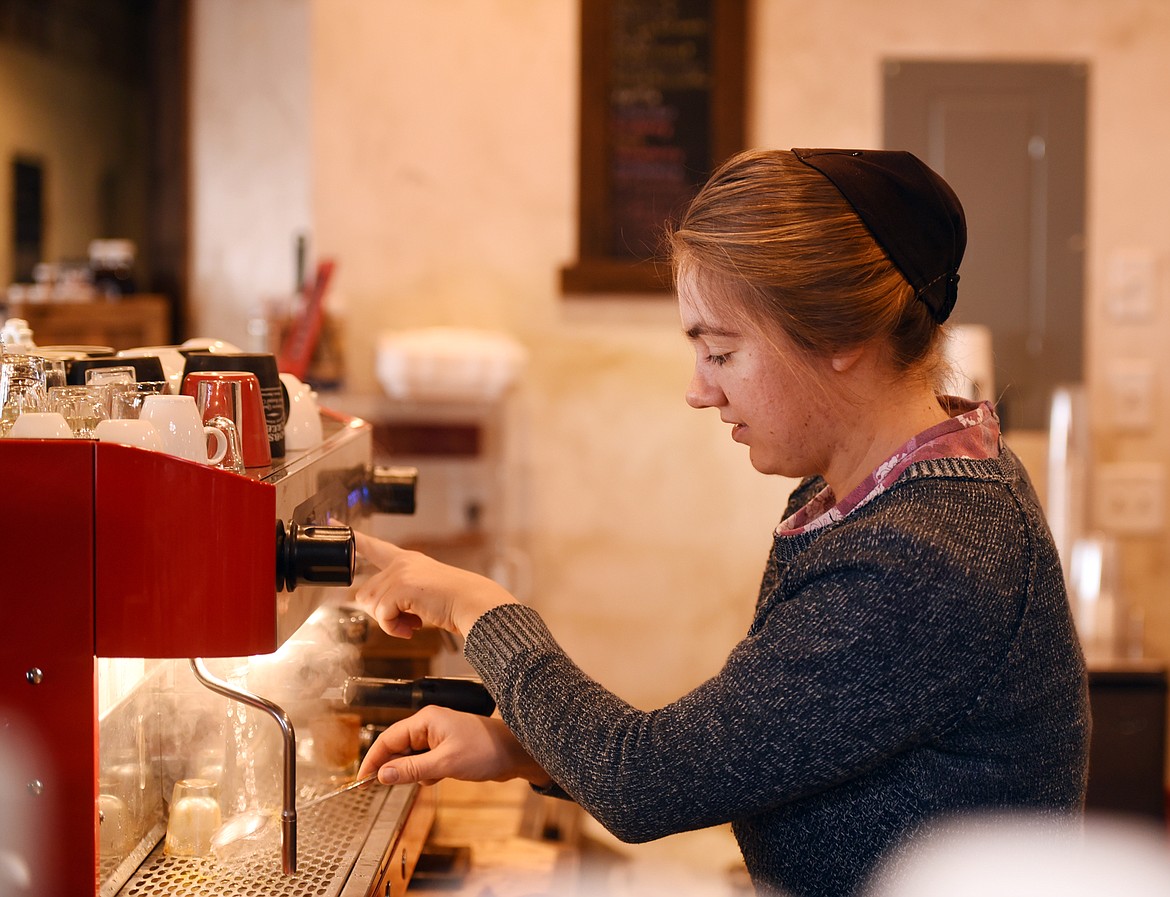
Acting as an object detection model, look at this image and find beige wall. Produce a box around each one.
[190,0,1170,719]
[189,0,312,342]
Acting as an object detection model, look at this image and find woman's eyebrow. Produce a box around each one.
[684,324,740,340]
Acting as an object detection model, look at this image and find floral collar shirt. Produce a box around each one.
[779,397,1001,536]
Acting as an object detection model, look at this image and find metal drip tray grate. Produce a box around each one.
[115,785,396,897]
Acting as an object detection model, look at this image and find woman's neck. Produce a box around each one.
[820,369,949,500]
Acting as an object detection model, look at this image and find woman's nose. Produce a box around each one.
[686,369,722,409]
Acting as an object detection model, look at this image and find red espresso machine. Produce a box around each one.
[0,410,432,896]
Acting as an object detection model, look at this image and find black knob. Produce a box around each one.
[275,520,355,592]
[364,465,418,515]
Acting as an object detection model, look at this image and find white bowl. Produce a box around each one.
[375,328,526,403]
[95,418,164,452]
[6,412,73,440]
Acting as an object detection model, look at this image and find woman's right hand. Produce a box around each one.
[358,705,552,789]
[352,530,517,639]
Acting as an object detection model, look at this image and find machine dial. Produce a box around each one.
[275,520,355,592]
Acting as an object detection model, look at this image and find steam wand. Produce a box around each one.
[190,658,299,874]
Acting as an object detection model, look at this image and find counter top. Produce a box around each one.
[413,779,577,896]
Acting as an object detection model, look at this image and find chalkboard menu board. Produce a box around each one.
[561,0,746,294]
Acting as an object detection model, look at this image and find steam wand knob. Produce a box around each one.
[275,520,355,593]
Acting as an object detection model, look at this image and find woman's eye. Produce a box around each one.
[707,353,731,366]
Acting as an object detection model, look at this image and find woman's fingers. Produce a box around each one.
[383,611,424,638]
[349,527,516,638]
[356,707,540,787]
[350,533,426,635]
[357,712,436,780]
[352,529,401,566]
[358,709,465,786]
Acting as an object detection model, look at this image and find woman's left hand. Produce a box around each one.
[356,705,552,788]
[352,530,517,639]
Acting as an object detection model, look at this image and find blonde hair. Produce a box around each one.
[670,149,945,379]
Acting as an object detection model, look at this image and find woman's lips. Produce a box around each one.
[731,423,747,442]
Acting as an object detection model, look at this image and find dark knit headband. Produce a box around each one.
[791,147,967,324]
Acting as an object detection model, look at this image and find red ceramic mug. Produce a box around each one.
[181,371,271,467]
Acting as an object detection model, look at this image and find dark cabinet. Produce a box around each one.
[1086,662,1167,821]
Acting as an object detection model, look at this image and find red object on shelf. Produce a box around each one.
[277,258,336,380]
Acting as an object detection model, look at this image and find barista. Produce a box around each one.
[352,148,1090,897]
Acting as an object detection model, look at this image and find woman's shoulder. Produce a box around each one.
[893,446,1045,521]
[781,452,1046,570]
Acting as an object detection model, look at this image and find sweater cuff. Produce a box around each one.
[463,603,556,698]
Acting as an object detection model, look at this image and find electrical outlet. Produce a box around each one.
[1106,359,1156,431]
[1094,462,1165,534]
[1106,248,1158,321]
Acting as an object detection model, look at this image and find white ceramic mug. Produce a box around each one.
[94,418,165,452]
[139,395,228,466]
[279,372,324,450]
[5,411,73,440]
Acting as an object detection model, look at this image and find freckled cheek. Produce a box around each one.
[753,395,813,455]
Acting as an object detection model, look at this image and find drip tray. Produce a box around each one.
[114,784,417,897]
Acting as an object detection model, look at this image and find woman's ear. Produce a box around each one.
[830,346,865,373]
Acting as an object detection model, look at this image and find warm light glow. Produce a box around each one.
[96,658,147,720]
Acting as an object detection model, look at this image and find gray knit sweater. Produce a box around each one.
[463,450,1090,897]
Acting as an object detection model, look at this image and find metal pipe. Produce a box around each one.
[190,658,298,874]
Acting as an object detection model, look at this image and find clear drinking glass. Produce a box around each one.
[85,365,136,388]
[111,381,169,420]
[85,366,137,416]
[48,385,109,438]
[165,778,222,858]
[310,711,363,777]
[0,354,48,436]
[41,357,67,389]
[194,379,246,474]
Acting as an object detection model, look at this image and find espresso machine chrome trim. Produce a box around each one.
[190,658,299,874]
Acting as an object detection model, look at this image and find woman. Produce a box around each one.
[352,149,1090,897]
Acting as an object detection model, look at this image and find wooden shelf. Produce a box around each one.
[3,293,170,350]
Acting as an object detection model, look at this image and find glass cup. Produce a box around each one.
[48,385,109,438]
[98,790,134,856]
[194,379,246,474]
[86,366,137,416]
[310,711,363,777]
[0,354,48,435]
[41,357,67,389]
[165,778,222,858]
[111,381,169,420]
[85,365,136,388]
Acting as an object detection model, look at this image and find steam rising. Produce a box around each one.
[194,605,366,816]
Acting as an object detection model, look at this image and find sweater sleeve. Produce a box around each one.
[463,483,1037,843]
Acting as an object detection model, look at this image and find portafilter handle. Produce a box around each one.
[275,520,355,592]
[339,676,497,717]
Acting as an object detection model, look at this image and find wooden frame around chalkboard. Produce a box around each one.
[561,0,747,296]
